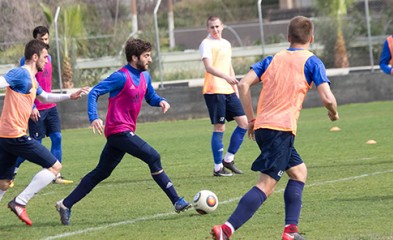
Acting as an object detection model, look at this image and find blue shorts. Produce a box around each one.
[28,106,61,140]
[0,136,57,180]
[204,93,245,124]
[251,129,303,181]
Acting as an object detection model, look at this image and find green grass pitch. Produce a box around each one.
[1,101,393,239]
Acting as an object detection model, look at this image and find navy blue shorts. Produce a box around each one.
[251,129,303,181]
[204,93,245,124]
[28,106,61,140]
[0,136,57,180]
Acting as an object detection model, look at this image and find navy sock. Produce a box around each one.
[152,171,179,204]
[227,127,247,154]
[211,132,224,164]
[228,186,267,230]
[284,180,305,225]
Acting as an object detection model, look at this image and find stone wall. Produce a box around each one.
[0,70,392,130]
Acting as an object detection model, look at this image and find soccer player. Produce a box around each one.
[210,16,339,240]
[13,26,73,186]
[0,39,89,226]
[379,33,393,76]
[55,38,191,225]
[199,16,248,177]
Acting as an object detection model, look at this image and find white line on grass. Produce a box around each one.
[43,169,393,240]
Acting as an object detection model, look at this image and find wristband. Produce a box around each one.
[248,119,256,123]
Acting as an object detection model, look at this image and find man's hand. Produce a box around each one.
[30,108,40,122]
[91,118,104,135]
[328,111,339,121]
[160,101,170,113]
[70,87,90,100]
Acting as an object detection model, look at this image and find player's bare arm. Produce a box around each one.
[238,69,260,140]
[316,82,339,121]
[202,58,238,85]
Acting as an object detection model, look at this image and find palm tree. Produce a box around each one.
[316,0,354,68]
[41,3,87,88]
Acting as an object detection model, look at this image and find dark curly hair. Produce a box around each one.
[125,38,152,62]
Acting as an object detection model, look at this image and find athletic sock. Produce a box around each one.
[227,127,247,156]
[15,168,56,205]
[284,179,305,225]
[49,132,62,162]
[0,189,6,201]
[211,132,224,165]
[227,186,267,230]
[222,222,235,238]
[223,152,234,163]
[152,171,179,204]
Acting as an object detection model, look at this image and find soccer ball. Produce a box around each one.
[193,190,218,214]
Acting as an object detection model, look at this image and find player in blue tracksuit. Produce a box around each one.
[55,38,191,225]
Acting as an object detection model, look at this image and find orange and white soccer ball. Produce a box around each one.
[193,190,218,214]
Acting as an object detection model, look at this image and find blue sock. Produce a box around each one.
[49,132,62,162]
[211,132,224,164]
[284,180,305,225]
[227,127,247,154]
[228,186,267,230]
[152,171,179,204]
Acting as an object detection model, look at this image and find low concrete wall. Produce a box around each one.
[0,70,392,130]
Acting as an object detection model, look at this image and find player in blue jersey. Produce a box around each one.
[55,38,191,225]
[0,39,88,226]
[379,34,393,76]
[210,16,339,240]
[12,26,73,187]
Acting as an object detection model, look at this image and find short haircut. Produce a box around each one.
[288,16,313,44]
[125,38,151,62]
[24,39,49,60]
[33,26,49,39]
[206,16,222,27]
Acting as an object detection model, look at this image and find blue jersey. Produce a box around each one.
[88,64,165,123]
[3,67,43,94]
[251,48,330,87]
[379,35,393,75]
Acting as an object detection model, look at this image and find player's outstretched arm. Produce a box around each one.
[317,82,339,121]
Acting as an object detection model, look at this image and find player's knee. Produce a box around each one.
[148,151,162,172]
[50,132,62,145]
[0,179,12,191]
[49,161,62,175]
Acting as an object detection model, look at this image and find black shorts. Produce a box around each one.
[204,93,245,124]
[0,136,57,180]
[252,129,304,181]
[28,106,61,140]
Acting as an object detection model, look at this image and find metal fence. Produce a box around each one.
[1,0,393,88]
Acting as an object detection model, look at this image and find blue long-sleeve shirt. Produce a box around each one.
[379,35,393,75]
[88,64,165,123]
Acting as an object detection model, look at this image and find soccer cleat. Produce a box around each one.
[174,197,192,213]
[282,224,304,240]
[8,198,32,226]
[213,168,233,177]
[56,200,71,225]
[282,232,305,240]
[9,180,15,188]
[53,176,74,184]
[223,161,243,174]
[210,225,230,240]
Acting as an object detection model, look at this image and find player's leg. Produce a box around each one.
[56,141,124,225]
[115,131,191,212]
[45,107,72,184]
[223,93,248,174]
[211,129,292,239]
[0,145,19,202]
[204,94,232,177]
[282,149,307,240]
[4,136,59,226]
